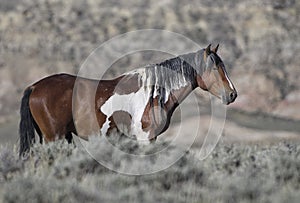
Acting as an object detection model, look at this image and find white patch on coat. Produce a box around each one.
[100,86,151,144]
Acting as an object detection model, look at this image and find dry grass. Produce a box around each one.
[1,136,300,203]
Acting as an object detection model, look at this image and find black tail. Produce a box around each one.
[19,87,35,157]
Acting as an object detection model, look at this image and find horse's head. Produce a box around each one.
[197,44,237,105]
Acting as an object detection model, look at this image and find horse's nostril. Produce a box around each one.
[229,92,236,101]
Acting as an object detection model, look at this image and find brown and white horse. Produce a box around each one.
[19,44,237,156]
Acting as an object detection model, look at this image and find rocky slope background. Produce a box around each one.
[0,0,299,143]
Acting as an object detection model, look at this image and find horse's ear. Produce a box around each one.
[212,44,219,53]
[205,44,211,57]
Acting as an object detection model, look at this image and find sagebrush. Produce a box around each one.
[1,136,300,203]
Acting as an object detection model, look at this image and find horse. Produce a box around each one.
[19,44,237,157]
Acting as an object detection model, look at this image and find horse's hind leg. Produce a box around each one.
[33,120,43,144]
[65,132,73,144]
[30,107,68,143]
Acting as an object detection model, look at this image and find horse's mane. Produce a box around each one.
[126,50,205,106]
[157,56,197,89]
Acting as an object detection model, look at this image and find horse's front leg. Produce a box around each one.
[149,134,157,143]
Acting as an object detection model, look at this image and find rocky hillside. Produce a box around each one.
[0,0,299,122]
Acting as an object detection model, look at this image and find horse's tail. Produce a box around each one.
[19,87,35,157]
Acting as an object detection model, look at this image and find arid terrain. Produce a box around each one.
[0,0,299,143]
[0,0,300,202]
[1,138,300,202]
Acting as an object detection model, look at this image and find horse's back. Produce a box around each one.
[32,73,76,89]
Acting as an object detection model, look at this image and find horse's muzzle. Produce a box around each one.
[222,91,237,105]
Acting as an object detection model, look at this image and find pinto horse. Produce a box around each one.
[19,44,237,156]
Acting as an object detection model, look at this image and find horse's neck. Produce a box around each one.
[171,83,194,103]
[137,64,193,101]
[123,51,201,106]
[141,64,196,112]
